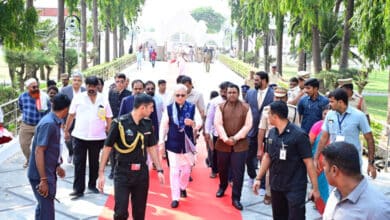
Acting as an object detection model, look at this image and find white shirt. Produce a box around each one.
[257,87,269,108]
[204,96,225,136]
[187,90,205,116]
[288,86,301,103]
[157,91,172,107]
[153,95,165,125]
[69,92,113,140]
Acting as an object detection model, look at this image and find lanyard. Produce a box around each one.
[337,113,347,133]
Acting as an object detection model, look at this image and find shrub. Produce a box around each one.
[83,54,136,80]
[0,86,20,131]
[218,54,258,78]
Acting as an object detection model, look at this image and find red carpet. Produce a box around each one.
[99,139,242,220]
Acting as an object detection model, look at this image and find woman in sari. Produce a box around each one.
[309,105,330,214]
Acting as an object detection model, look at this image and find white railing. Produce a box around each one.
[0,98,21,148]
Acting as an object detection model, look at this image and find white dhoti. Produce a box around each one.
[167,150,195,201]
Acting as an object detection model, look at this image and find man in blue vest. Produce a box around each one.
[159,84,202,208]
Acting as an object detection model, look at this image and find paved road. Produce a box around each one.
[0,60,389,219]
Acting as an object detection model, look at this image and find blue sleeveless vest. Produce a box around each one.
[166,101,195,153]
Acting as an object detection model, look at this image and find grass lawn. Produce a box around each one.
[365,95,388,122]
[364,70,389,93]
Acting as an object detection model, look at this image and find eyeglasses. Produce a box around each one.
[175,94,186,98]
[115,80,124,84]
[31,86,38,89]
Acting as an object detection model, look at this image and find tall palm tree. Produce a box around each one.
[80,0,87,70]
[58,0,65,78]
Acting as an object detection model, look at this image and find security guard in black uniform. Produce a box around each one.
[98,94,164,220]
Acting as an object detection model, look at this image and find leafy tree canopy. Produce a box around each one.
[0,0,38,49]
[191,7,226,33]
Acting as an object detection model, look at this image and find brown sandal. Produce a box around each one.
[264,195,271,205]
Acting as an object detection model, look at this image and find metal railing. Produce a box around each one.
[0,98,21,148]
[378,121,390,172]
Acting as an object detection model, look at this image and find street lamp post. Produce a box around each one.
[62,15,80,74]
[225,27,233,50]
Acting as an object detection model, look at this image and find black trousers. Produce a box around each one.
[217,149,247,201]
[207,136,218,173]
[271,188,306,220]
[246,137,265,189]
[114,162,149,220]
[73,138,104,193]
[109,150,117,175]
[246,136,258,179]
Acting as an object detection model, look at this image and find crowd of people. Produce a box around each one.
[16,64,390,220]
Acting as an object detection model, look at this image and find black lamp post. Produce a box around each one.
[62,15,80,74]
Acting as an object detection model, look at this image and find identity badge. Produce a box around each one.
[279,149,286,160]
[130,163,141,171]
[335,135,345,142]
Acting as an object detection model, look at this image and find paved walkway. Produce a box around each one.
[0,60,389,219]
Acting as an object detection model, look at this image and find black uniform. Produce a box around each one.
[266,122,312,220]
[104,114,157,220]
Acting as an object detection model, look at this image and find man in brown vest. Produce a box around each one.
[214,83,253,210]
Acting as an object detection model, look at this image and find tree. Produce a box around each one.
[229,0,244,58]
[80,0,87,69]
[57,0,65,77]
[0,0,38,49]
[5,49,54,91]
[339,0,354,71]
[354,0,390,126]
[191,7,226,33]
[65,48,78,73]
[92,0,100,65]
[319,12,341,70]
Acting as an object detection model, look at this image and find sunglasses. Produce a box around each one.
[175,94,186,98]
[31,86,38,89]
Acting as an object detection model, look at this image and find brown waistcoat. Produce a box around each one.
[215,101,249,152]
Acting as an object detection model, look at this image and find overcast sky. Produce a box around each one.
[35,0,230,28]
[138,0,230,27]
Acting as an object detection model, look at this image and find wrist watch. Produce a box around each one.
[157,169,164,174]
[369,159,375,165]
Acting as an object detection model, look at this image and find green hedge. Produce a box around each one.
[83,54,136,80]
[0,86,20,131]
[218,54,258,78]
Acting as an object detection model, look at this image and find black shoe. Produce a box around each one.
[216,188,225,198]
[232,200,243,210]
[69,191,84,200]
[108,173,114,180]
[189,176,193,182]
[180,189,187,198]
[171,200,179,208]
[88,187,99,194]
[205,158,210,167]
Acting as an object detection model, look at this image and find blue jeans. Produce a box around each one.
[29,179,56,220]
